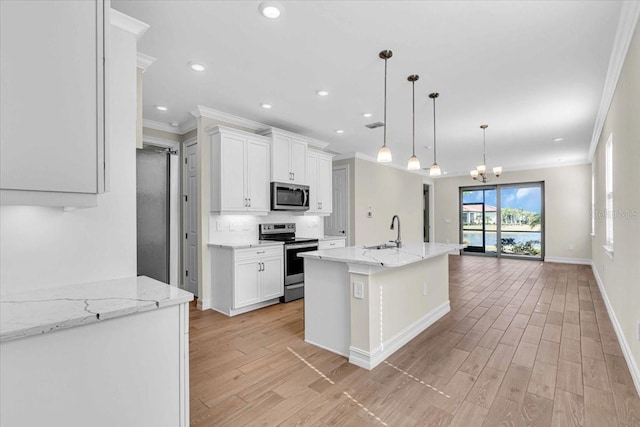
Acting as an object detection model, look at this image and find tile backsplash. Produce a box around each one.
[209,213,324,243]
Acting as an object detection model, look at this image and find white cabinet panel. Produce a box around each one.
[262,129,308,185]
[306,150,333,215]
[0,0,106,203]
[209,126,270,215]
[261,257,284,301]
[246,140,270,212]
[234,260,260,309]
[318,238,346,250]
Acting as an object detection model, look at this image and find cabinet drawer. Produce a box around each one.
[234,246,283,261]
[319,239,346,250]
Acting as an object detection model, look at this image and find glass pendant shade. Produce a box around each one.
[477,164,487,174]
[407,155,421,170]
[470,170,479,178]
[377,145,392,162]
[493,166,502,176]
[429,163,441,176]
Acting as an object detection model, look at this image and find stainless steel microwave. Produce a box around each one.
[271,182,310,211]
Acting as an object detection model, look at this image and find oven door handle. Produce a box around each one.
[286,283,304,290]
[286,243,318,250]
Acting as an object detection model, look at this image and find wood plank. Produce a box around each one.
[459,346,493,376]
[582,356,611,392]
[449,400,488,427]
[528,361,557,400]
[521,392,554,427]
[497,364,532,403]
[465,367,506,409]
[478,328,504,350]
[551,389,584,427]
[486,343,517,371]
[512,341,539,369]
[522,325,544,345]
[584,385,619,427]
[556,359,583,396]
[559,338,582,364]
[536,340,560,365]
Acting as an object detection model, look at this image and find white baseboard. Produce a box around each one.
[545,257,592,265]
[196,298,210,311]
[591,262,640,396]
[349,300,451,370]
[209,299,280,317]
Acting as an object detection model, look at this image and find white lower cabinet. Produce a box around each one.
[319,238,346,250]
[211,245,284,316]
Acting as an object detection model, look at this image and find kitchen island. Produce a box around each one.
[300,242,463,370]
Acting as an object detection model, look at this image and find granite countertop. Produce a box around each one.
[0,276,193,343]
[299,242,464,268]
[208,241,284,249]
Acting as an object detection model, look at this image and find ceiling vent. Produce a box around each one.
[365,121,385,129]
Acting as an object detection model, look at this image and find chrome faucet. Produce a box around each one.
[389,215,402,248]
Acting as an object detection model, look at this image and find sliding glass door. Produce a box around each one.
[460,182,544,259]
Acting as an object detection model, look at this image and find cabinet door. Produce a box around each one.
[246,139,270,212]
[306,154,319,213]
[289,138,307,184]
[318,155,333,213]
[0,0,104,194]
[260,257,284,300]
[234,260,261,308]
[220,135,247,211]
[271,136,291,183]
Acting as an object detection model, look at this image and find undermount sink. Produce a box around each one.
[363,243,398,250]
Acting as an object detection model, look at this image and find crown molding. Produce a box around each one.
[137,52,156,72]
[437,159,591,179]
[110,9,149,40]
[142,135,179,149]
[588,2,640,160]
[190,105,268,132]
[142,119,181,134]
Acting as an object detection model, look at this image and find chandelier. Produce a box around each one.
[470,124,501,182]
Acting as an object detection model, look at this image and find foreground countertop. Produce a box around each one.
[299,242,464,268]
[0,276,193,343]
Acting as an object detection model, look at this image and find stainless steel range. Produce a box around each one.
[258,223,318,302]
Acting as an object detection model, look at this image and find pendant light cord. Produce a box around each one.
[483,127,486,166]
[383,57,388,148]
[412,80,415,156]
[432,96,437,163]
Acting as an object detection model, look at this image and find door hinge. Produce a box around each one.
[186,270,189,277]
[185,233,188,239]
[184,157,187,164]
[184,195,188,202]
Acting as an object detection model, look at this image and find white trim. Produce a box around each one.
[603,245,614,260]
[136,52,156,72]
[109,9,149,39]
[142,135,180,150]
[544,257,592,265]
[589,2,640,160]
[348,300,451,370]
[191,105,269,132]
[142,119,182,135]
[209,299,280,317]
[0,189,98,209]
[195,298,210,311]
[591,262,640,396]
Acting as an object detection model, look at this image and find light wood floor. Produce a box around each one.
[189,256,640,426]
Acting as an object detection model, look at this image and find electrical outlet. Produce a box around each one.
[229,221,237,231]
[216,220,224,231]
[423,282,428,296]
[353,282,364,299]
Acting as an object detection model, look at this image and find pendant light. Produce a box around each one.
[407,75,421,170]
[377,50,393,162]
[470,124,502,182]
[428,92,441,176]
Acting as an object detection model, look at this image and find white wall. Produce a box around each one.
[0,24,139,295]
[591,18,640,393]
[433,163,592,262]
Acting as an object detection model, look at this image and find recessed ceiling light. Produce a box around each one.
[261,103,273,109]
[553,137,564,142]
[170,121,179,127]
[155,105,168,111]
[335,130,344,134]
[258,1,282,19]
[316,90,329,97]
[362,113,372,118]
[190,63,206,72]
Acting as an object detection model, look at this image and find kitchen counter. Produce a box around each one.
[0,276,193,342]
[302,242,463,370]
[299,242,462,268]
[208,241,284,249]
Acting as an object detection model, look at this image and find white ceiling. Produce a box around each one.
[113,0,624,175]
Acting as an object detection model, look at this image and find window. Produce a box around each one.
[604,134,614,255]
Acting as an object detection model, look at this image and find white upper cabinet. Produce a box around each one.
[209,126,270,215]
[260,129,307,185]
[0,0,108,208]
[306,150,333,215]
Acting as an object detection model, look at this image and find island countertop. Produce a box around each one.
[0,276,193,342]
[299,242,464,268]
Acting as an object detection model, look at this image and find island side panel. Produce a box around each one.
[349,254,451,370]
[304,258,351,356]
